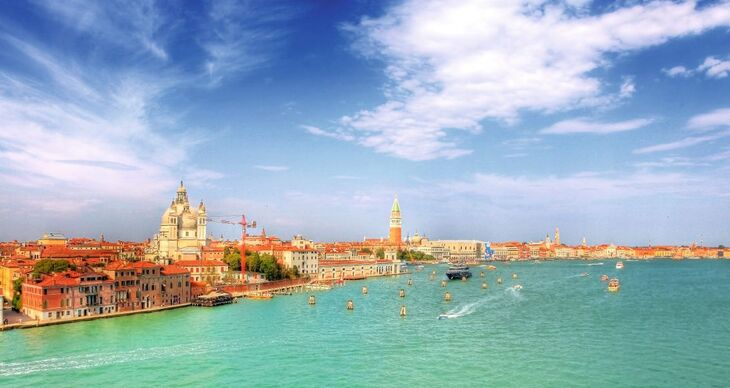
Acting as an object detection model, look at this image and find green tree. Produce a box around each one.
[375,248,385,259]
[12,278,23,311]
[223,247,242,271]
[32,259,73,276]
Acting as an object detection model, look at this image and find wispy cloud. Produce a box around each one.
[32,0,170,60]
[201,0,300,85]
[302,125,355,141]
[663,55,730,79]
[687,108,730,131]
[634,157,709,169]
[254,165,290,172]
[325,0,730,160]
[633,130,730,154]
[540,118,653,135]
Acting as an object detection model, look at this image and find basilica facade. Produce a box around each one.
[150,182,208,261]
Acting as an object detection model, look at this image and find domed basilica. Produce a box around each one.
[150,181,208,261]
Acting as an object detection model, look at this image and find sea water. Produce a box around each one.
[1,260,729,387]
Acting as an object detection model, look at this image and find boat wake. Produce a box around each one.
[505,285,524,300]
[0,341,234,377]
[438,295,494,320]
[584,262,604,266]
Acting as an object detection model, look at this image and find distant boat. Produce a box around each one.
[446,266,472,280]
[486,265,497,271]
[616,261,624,269]
[246,293,273,300]
[600,274,609,282]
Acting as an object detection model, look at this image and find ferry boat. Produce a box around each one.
[616,261,624,270]
[246,293,273,300]
[607,278,620,292]
[446,266,472,280]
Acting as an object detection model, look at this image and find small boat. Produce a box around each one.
[513,285,523,290]
[600,274,609,282]
[616,261,624,270]
[416,265,425,271]
[608,278,620,292]
[446,266,472,280]
[246,293,273,300]
[487,265,497,271]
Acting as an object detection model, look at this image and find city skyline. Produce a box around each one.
[1,1,730,245]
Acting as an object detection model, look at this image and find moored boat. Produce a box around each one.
[246,293,273,300]
[446,266,472,280]
[616,261,624,269]
[608,278,620,292]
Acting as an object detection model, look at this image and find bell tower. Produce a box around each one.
[389,197,402,244]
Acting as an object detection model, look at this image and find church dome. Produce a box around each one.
[161,202,176,224]
[181,207,196,229]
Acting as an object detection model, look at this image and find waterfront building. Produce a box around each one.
[103,262,140,312]
[431,240,486,262]
[175,260,228,285]
[282,249,319,276]
[160,265,192,306]
[389,197,402,245]
[103,261,192,311]
[318,259,402,281]
[149,182,209,262]
[21,270,116,321]
[0,260,33,299]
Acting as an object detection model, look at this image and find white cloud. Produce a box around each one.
[540,118,653,135]
[254,165,290,172]
[633,130,730,154]
[619,77,636,99]
[663,55,730,79]
[0,36,221,211]
[328,0,730,160]
[662,65,691,77]
[697,56,730,79]
[687,108,730,131]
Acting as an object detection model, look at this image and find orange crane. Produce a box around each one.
[207,214,256,285]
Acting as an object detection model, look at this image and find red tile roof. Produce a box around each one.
[175,260,227,267]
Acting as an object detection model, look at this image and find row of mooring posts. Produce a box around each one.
[307,270,519,315]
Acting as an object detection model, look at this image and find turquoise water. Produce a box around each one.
[2,260,730,387]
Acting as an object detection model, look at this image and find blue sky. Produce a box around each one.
[1,0,729,245]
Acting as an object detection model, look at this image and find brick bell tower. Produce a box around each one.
[389,196,402,244]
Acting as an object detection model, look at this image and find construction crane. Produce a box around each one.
[206,214,257,284]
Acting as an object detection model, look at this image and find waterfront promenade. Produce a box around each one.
[1,303,190,332]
